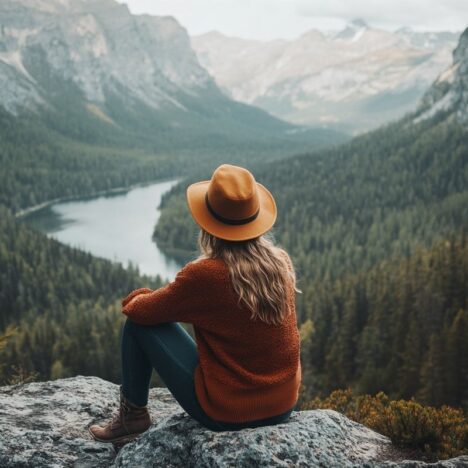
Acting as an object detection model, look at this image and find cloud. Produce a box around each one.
[296,0,468,31]
[119,0,467,40]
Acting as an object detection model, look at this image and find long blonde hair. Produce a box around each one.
[196,229,301,325]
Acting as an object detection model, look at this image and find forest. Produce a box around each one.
[0,63,346,215]
[0,109,344,214]
[0,205,163,383]
[300,232,467,409]
[154,111,468,282]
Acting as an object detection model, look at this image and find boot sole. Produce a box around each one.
[88,426,149,444]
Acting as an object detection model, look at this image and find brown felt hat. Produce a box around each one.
[186,164,277,241]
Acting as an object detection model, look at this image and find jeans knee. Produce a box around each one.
[123,318,172,338]
[123,317,139,336]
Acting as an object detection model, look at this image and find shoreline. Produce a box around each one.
[14,176,183,219]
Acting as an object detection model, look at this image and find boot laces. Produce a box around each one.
[109,398,131,430]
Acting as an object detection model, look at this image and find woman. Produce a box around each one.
[88,163,302,442]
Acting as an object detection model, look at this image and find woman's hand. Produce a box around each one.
[121,288,153,308]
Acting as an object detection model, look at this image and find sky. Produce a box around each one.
[116,0,467,40]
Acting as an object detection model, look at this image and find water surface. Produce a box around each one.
[23,179,184,280]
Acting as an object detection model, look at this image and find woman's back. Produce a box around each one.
[192,256,301,422]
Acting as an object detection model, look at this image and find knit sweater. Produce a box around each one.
[121,256,302,424]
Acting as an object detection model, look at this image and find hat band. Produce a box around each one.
[205,193,260,225]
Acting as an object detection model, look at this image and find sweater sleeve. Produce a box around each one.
[121,288,153,307]
[121,261,205,326]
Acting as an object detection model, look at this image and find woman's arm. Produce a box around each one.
[121,261,206,326]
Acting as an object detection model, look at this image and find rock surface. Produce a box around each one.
[0,0,212,114]
[1,376,467,467]
[414,27,468,125]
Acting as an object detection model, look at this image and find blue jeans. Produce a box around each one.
[120,318,294,432]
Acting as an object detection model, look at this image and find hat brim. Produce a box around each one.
[186,180,277,241]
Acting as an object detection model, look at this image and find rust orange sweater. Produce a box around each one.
[121,257,302,423]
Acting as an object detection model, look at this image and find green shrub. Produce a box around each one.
[301,388,468,460]
[0,326,38,385]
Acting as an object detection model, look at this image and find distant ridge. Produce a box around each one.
[192,22,460,133]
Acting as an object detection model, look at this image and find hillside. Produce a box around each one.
[192,20,459,133]
[300,233,468,408]
[153,29,468,409]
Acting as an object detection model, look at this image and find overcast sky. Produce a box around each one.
[116,0,467,40]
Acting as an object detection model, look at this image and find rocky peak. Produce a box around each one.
[1,376,467,467]
[414,27,468,125]
[453,27,468,64]
[350,18,369,29]
[395,27,460,50]
[335,18,369,41]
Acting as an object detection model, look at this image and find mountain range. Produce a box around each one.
[0,0,342,155]
[192,20,461,134]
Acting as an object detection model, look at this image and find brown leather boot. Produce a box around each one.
[88,386,152,443]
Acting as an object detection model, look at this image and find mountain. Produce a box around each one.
[413,28,468,125]
[0,0,212,116]
[0,0,344,153]
[191,20,460,134]
[334,18,369,41]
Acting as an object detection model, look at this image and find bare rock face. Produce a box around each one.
[414,27,468,125]
[1,376,467,467]
[0,0,312,147]
[0,0,213,114]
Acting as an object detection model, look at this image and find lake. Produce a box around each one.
[21,179,185,280]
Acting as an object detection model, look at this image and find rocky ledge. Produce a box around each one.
[0,376,466,467]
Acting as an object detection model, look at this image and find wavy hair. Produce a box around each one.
[196,229,301,325]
